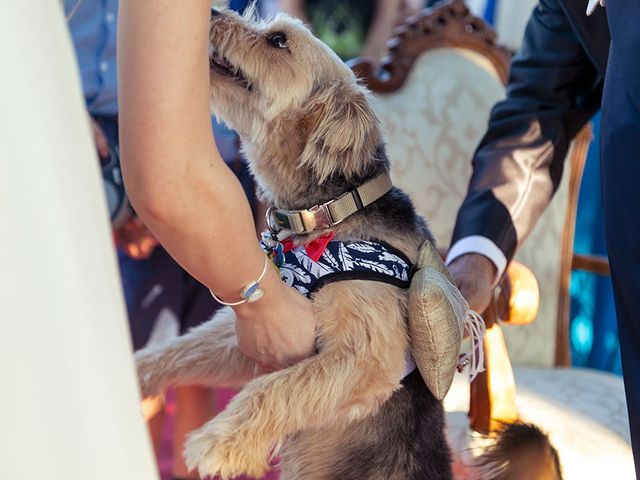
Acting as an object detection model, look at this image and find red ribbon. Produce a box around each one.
[280,232,335,262]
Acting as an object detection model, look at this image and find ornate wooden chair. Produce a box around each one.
[349,1,632,477]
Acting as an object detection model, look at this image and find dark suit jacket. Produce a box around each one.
[451,0,610,263]
[451,2,640,466]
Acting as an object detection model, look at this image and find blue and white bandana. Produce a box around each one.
[264,239,413,297]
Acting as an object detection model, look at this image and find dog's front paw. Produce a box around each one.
[184,422,271,480]
[134,350,169,398]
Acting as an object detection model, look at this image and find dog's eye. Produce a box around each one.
[267,32,288,49]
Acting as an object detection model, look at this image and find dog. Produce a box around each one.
[135,8,561,480]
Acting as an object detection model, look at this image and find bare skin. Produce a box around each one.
[117,0,316,371]
[447,253,496,314]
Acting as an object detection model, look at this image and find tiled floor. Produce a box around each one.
[157,389,279,480]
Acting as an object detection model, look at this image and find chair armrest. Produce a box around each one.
[496,261,540,325]
[468,261,537,432]
[469,303,518,433]
[437,252,534,432]
[572,253,610,276]
[437,247,539,325]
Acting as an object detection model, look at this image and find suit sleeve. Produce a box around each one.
[451,0,603,265]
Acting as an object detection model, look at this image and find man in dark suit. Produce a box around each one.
[445,0,640,475]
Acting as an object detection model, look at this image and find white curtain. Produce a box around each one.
[0,2,158,479]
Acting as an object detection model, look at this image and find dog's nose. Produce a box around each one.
[211,8,220,18]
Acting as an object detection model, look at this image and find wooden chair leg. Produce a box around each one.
[469,301,519,434]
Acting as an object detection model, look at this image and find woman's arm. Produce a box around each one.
[117,0,315,370]
[360,0,404,62]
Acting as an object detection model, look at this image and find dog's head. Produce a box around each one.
[209,8,383,207]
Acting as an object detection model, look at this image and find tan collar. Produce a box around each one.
[266,172,393,235]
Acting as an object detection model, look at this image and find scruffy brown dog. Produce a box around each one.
[135,8,560,480]
[136,7,448,480]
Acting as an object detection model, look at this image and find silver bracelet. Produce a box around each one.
[210,255,269,306]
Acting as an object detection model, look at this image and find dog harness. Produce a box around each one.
[263,236,413,297]
[260,172,484,387]
[261,172,418,379]
[262,234,417,377]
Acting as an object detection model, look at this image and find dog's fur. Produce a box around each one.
[135,9,559,480]
[471,423,563,480]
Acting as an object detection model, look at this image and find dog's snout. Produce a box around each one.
[211,8,220,18]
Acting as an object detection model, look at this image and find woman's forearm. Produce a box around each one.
[117,0,265,300]
[361,0,404,62]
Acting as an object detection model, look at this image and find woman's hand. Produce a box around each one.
[234,267,316,373]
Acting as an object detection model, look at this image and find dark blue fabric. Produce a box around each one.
[66,0,119,115]
[119,247,222,350]
[269,240,412,297]
[229,0,252,13]
[604,0,640,113]
[601,5,640,472]
[483,0,497,25]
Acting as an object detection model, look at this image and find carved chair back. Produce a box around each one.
[350,0,591,370]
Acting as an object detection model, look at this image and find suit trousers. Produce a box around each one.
[601,26,640,478]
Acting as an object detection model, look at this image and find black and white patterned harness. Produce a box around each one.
[266,239,413,297]
[262,237,417,377]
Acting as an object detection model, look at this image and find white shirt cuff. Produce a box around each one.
[445,235,507,284]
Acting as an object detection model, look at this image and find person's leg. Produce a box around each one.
[601,54,640,477]
[144,397,167,459]
[169,268,223,479]
[121,246,185,475]
[171,386,217,479]
[604,227,640,477]
[610,283,640,472]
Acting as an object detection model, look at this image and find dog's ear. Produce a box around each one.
[298,81,381,183]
